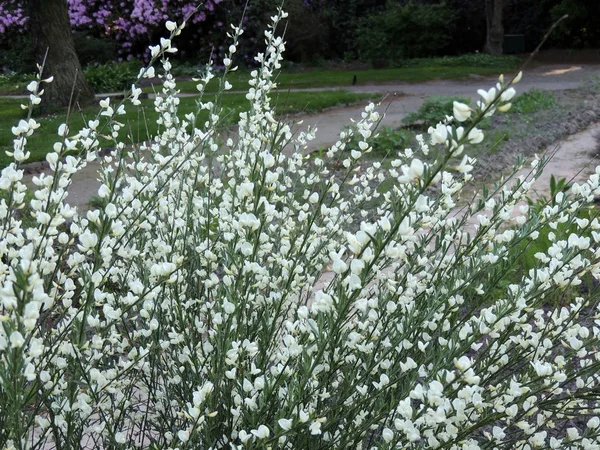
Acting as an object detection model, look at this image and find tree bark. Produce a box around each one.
[29,0,95,112]
[484,0,504,55]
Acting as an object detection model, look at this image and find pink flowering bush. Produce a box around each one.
[0,0,228,60]
[0,0,26,34]
[3,8,600,450]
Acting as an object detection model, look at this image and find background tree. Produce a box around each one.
[28,0,94,111]
[484,0,504,54]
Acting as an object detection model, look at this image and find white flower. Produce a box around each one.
[98,184,110,198]
[26,81,38,93]
[251,425,270,439]
[492,426,506,441]
[453,101,471,122]
[454,356,471,371]
[400,158,425,183]
[477,87,496,105]
[512,70,523,84]
[382,427,394,443]
[278,418,293,431]
[165,20,177,31]
[160,37,171,50]
[530,431,547,447]
[312,290,334,313]
[455,155,475,175]
[408,158,424,179]
[500,87,516,102]
[467,127,484,144]
[429,123,448,145]
[332,258,347,274]
[57,123,68,137]
[11,119,30,136]
[587,417,600,429]
[10,331,25,348]
[239,212,260,230]
[309,420,322,435]
[177,429,190,442]
[350,259,365,274]
[238,430,251,443]
[78,232,98,251]
[149,45,160,57]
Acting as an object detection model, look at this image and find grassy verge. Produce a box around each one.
[164,54,522,93]
[0,90,375,167]
[0,72,32,95]
[1,54,521,96]
[149,65,520,94]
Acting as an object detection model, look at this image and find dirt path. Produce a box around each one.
[20,63,600,208]
[524,123,600,199]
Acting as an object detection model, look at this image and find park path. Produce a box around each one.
[19,63,600,207]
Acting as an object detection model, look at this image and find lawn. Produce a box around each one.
[0,90,376,167]
[145,64,521,94]
[0,54,522,96]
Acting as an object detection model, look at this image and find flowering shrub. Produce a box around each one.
[0,0,26,34]
[3,9,600,450]
[0,0,224,60]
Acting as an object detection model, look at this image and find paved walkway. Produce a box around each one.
[18,63,600,207]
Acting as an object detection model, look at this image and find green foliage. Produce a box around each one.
[518,177,593,284]
[87,195,108,210]
[397,53,522,69]
[510,89,557,114]
[83,60,142,93]
[585,76,600,94]
[73,32,119,66]
[347,126,412,155]
[279,0,333,63]
[301,0,384,60]
[370,126,412,153]
[357,1,454,62]
[0,32,117,76]
[170,61,208,78]
[0,35,34,74]
[470,175,597,309]
[167,62,519,94]
[0,71,30,95]
[403,96,470,127]
[549,0,600,48]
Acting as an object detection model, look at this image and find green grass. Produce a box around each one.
[0,90,375,168]
[395,53,522,69]
[347,126,412,155]
[150,65,519,94]
[403,95,471,127]
[509,89,557,114]
[0,72,32,95]
[1,54,521,96]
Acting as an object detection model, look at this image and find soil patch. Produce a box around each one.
[472,80,600,181]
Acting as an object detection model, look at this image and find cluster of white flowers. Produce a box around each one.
[2,8,600,450]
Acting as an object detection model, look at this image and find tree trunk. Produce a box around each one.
[29,0,95,112]
[484,0,504,55]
